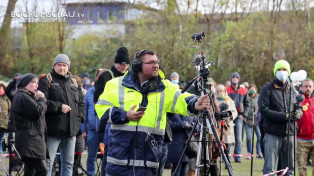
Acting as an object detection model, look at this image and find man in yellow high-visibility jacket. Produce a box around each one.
[95,49,211,176]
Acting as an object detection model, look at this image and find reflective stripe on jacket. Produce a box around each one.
[95,71,197,173]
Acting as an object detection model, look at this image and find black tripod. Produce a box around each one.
[5,137,23,176]
[173,32,234,176]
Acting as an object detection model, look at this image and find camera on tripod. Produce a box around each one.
[216,110,232,121]
[191,32,205,41]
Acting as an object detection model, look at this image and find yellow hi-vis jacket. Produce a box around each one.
[95,71,197,175]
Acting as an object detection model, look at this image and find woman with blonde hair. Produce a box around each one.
[215,84,238,161]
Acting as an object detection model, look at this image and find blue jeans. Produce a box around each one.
[46,136,76,176]
[86,130,101,176]
[244,124,253,154]
[233,117,243,161]
[263,133,294,176]
[254,125,262,155]
[244,124,262,155]
[0,132,6,155]
[157,142,168,176]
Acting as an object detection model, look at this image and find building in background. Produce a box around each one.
[63,0,157,39]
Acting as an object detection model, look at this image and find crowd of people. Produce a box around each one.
[0,47,312,176]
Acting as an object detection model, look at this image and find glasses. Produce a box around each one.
[141,61,160,66]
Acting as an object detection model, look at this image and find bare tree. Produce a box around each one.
[0,0,18,63]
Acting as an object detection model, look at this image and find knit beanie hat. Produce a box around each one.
[114,47,130,64]
[17,73,37,89]
[54,54,70,67]
[82,72,90,79]
[170,72,179,80]
[231,72,240,80]
[273,60,291,76]
[14,73,22,78]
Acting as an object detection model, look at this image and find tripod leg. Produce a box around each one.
[205,116,235,176]
[195,123,203,176]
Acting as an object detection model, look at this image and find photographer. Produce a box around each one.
[95,49,211,176]
[258,60,302,175]
[215,84,237,161]
[12,73,48,175]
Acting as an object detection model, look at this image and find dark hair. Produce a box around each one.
[248,83,258,93]
[134,49,155,62]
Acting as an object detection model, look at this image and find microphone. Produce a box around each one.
[296,94,305,103]
[219,102,229,111]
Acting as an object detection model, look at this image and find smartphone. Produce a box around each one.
[137,106,147,112]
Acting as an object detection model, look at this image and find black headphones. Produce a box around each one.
[132,49,148,73]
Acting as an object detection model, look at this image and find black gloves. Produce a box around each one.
[286,110,303,122]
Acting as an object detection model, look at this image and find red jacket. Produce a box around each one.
[297,93,314,140]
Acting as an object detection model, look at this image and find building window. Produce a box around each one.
[88,10,94,22]
[98,10,104,23]
[107,10,117,22]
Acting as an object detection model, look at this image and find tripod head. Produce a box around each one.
[190,32,213,96]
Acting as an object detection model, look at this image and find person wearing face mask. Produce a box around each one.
[244,84,263,159]
[12,73,48,175]
[170,72,186,89]
[82,73,93,90]
[258,60,302,176]
[226,72,249,163]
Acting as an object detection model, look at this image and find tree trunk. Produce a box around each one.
[0,0,18,75]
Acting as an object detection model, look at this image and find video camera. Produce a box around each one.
[216,102,232,121]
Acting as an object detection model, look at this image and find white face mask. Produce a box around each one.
[276,70,289,82]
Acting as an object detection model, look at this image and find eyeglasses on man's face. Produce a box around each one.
[141,61,160,66]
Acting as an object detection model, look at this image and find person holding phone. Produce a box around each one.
[95,49,212,176]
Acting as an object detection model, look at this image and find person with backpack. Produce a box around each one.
[38,54,85,176]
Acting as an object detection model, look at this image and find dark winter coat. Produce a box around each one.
[12,89,47,159]
[94,65,125,103]
[258,79,299,136]
[246,94,259,127]
[38,69,85,137]
[167,114,196,163]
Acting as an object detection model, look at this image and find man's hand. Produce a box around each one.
[61,104,71,114]
[82,132,87,139]
[195,95,211,110]
[127,105,145,121]
[239,114,244,119]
